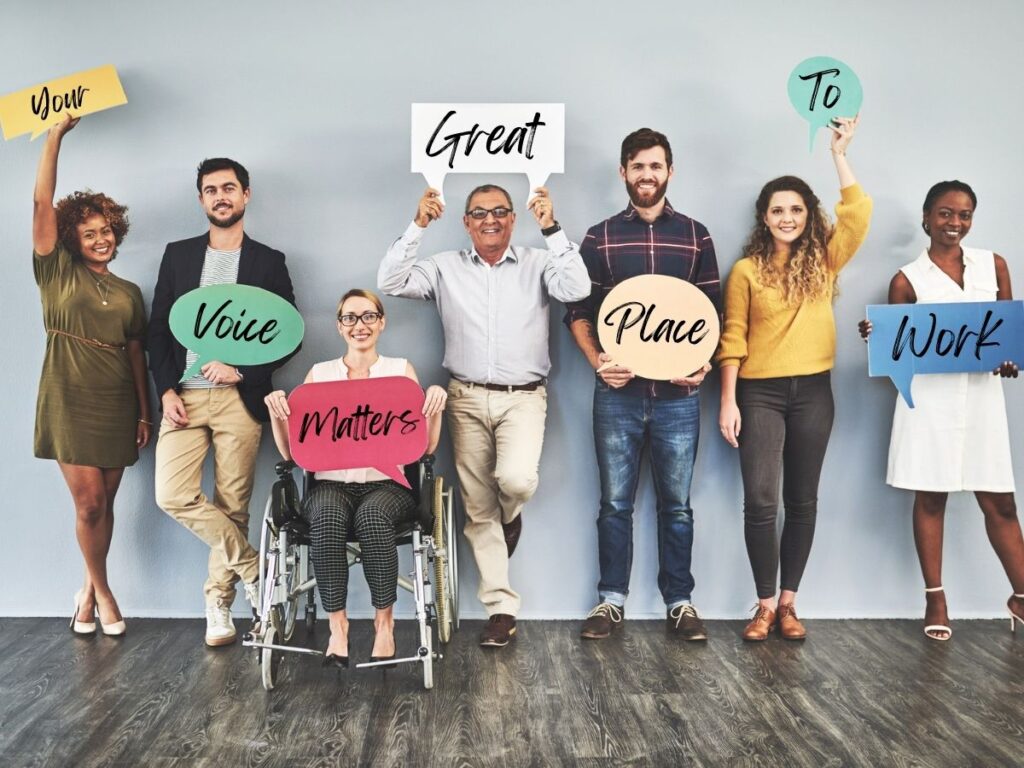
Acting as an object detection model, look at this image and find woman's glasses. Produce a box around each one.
[338,311,382,326]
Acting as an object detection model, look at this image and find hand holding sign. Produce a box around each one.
[288,377,428,488]
[597,275,720,381]
[0,65,127,141]
[411,103,564,206]
[787,56,863,152]
[866,300,1024,407]
[169,285,304,381]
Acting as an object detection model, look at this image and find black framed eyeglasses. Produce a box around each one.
[337,311,382,326]
[466,206,513,220]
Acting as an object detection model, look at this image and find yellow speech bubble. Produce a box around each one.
[596,275,720,380]
[0,65,127,141]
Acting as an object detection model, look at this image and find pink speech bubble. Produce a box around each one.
[287,377,428,488]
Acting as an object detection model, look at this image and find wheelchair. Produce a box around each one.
[243,454,459,690]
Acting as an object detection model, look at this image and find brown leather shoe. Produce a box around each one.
[667,604,708,641]
[502,515,522,558]
[580,603,624,640]
[777,603,806,640]
[742,604,776,641]
[479,613,517,647]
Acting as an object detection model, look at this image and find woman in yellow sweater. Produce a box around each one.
[717,116,871,641]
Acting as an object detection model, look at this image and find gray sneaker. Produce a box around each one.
[243,581,262,638]
[667,604,707,641]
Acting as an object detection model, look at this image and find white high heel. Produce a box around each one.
[69,590,96,636]
[97,599,127,637]
[1009,593,1024,634]
[923,586,951,641]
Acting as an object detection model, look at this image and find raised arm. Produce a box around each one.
[826,116,873,272]
[378,189,443,300]
[528,187,590,303]
[33,114,79,255]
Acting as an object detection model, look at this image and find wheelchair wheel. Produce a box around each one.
[446,486,459,630]
[261,606,283,691]
[431,476,453,644]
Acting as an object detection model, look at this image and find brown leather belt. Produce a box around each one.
[455,378,546,393]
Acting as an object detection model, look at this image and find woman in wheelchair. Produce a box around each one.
[264,288,447,668]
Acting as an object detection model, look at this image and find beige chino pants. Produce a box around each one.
[155,387,262,605]
[446,380,547,616]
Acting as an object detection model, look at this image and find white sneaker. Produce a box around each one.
[204,600,236,647]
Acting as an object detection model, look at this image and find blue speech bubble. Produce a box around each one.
[787,56,863,152]
[867,301,1024,407]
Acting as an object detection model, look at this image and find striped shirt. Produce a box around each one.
[564,200,721,398]
[181,246,241,388]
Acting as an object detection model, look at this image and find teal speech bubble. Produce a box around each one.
[169,284,303,381]
[787,56,863,152]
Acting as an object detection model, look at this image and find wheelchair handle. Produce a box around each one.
[275,460,297,477]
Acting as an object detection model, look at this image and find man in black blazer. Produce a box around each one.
[148,158,297,647]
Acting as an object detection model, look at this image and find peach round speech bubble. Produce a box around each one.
[597,275,720,380]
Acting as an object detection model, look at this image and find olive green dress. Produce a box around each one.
[33,243,147,467]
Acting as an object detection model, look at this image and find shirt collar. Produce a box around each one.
[623,199,676,222]
[468,246,517,265]
[921,247,976,269]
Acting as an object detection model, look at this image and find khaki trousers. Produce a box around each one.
[446,381,547,616]
[155,387,262,604]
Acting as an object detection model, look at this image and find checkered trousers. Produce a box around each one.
[303,480,416,612]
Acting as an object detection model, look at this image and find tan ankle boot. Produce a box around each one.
[742,605,776,641]
[777,603,807,640]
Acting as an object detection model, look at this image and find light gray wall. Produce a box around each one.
[2,1,1021,620]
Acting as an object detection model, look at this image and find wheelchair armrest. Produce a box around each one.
[275,459,297,478]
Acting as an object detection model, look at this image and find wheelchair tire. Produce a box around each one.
[431,476,453,645]
[446,486,459,630]
[261,608,283,691]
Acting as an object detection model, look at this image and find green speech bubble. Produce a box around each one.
[169,284,303,381]
[787,56,863,152]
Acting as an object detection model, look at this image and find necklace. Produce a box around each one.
[87,270,113,306]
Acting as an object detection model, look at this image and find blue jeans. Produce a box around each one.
[593,380,701,607]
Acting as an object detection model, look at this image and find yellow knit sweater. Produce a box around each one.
[716,184,872,378]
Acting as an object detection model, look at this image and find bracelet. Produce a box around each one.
[138,418,152,425]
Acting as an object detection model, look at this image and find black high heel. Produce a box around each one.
[369,652,398,670]
[322,652,349,669]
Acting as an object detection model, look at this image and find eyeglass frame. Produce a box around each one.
[465,206,514,220]
[337,311,383,326]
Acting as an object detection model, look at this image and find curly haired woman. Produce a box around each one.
[32,114,151,638]
[716,116,872,641]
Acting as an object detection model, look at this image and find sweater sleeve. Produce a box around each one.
[825,183,873,273]
[715,260,752,369]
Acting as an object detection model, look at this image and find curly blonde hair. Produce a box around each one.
[742,176,834,305]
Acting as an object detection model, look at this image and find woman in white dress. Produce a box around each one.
[863,181,1023,640]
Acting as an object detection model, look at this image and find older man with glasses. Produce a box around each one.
[379,184,589,648]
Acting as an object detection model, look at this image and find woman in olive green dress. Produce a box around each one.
[33,114,152,637]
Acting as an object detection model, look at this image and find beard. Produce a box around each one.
[207,206,246,228]
[626,178,668,209]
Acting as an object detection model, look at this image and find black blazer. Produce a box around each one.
[147,232,298,422]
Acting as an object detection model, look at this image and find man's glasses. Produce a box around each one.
[466,206,513,220]
[338,311,382,326]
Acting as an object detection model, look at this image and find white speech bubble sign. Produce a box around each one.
[411,103,565,207]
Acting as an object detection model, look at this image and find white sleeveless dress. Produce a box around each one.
[308,354,409,483]
[886,248,1015,492]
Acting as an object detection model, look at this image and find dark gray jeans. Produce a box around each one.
[737,372,834,598]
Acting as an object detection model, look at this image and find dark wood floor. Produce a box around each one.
[1,617,1022,767]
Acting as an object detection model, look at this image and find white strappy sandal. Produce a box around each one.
[1009,593,1024,634]
[924,586,951,641]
